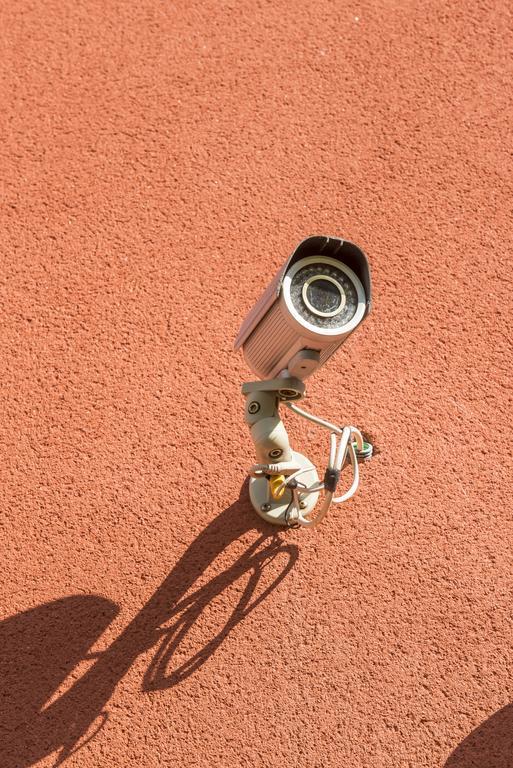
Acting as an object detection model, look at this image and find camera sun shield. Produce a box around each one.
[235,235,371,381]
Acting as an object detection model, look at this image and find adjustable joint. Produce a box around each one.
[242,378,321,526]
[323,467,340,493]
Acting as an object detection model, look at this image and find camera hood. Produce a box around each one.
[234,235,371,351]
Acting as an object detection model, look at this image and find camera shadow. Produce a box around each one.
[444,704,513,767]
[0,490,298,767]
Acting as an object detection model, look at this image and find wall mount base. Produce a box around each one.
[249,450,319,526]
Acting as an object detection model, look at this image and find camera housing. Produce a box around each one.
[235,235,371,380]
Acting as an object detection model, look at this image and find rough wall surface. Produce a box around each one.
[1,1,512,766]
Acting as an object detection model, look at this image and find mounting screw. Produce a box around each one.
[261,503,271,512]
[299,500,307,509]
[248,401,260,414]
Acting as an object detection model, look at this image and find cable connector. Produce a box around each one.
[354,440,373,460]
[323,467,340,493]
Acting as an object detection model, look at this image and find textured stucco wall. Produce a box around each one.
[1,1,512,766]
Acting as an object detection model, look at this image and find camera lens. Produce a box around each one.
[288,260,360,330]
[303,276,345,317]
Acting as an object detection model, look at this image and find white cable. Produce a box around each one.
[334,426,351,470]
[283,402,366,527]
[285,402,343,435]
[300,482,325,495]
[329,432,337,468]
[295,491,333,528]
[350,426,365,454]
[333,439,360,503]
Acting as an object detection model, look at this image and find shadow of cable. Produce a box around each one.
[143,523,294,690]
[444,704,513,768]
[0,491,298,767]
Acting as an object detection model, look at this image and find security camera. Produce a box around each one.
[234,235,373,530]
[235,235,371,380]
